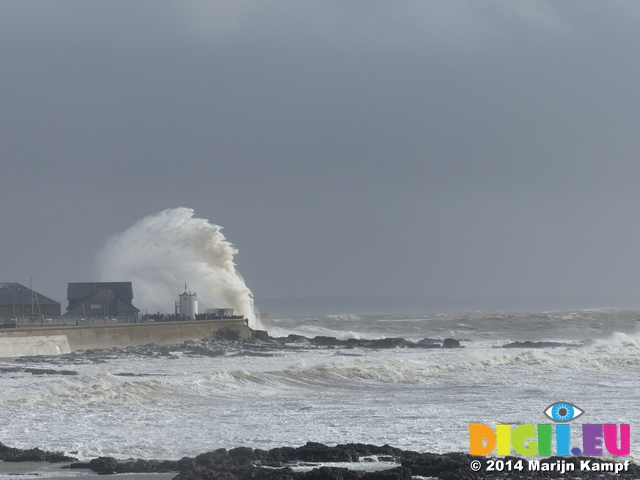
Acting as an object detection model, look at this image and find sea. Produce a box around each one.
[0,309,639,477]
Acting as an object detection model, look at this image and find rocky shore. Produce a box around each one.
[9,328,597,370]
[73,444,640,480]
[2,441,639,480]
[9,329,466,368]
[0,442,75,462]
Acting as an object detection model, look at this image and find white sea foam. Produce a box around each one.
[97,208,261,328]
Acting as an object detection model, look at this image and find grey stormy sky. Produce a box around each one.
[2,1,640,312]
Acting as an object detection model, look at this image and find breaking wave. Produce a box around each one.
[97,208,260,328]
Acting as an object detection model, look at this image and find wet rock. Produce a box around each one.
[401,451,474,478]
[0,442,76,462]
[0,366,79,376]
[228,446,257,464]
[194,448,231,467]
[65,443,640,480]
[365,338,408,349]
[342,444,406,458]
[442,338,461,348]
[253,330,269,340]
[24,368,78,375]
[302,466,360,480]
[215,328,242,341]
[310,336,346,346]
[285,334,309,343]
[87,457,119,474]
[184,345,225,357]
[84,457,179,474]
[294,442,359,462]
[361,467,412,480]
[262,446,297,465]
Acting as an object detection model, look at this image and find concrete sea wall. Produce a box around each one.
[0,335,71,357]
[0,319,252,358]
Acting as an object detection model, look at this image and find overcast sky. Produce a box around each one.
[2,1,640,312]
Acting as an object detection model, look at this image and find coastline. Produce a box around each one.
[2,311,639,478]
[0,461,175,480]
[1,442,639,480]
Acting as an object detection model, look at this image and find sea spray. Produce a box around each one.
[97,208,261,328]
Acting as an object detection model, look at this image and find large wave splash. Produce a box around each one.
[98,208,260,328]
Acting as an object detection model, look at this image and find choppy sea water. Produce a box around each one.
[0,309,638,465]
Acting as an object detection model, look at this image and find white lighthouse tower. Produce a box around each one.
[178,285,198,320]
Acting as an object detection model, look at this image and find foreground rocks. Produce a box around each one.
[0,442,76,462]
[1,440,638,479]
[64,442,640,480]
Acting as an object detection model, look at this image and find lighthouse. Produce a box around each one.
[178,286,198,320]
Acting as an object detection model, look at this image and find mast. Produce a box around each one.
[30,276,42,317]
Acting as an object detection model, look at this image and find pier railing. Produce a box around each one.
[2,315,247,327]
[6,316,147,326]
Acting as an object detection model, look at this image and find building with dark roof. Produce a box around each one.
[66,282,139,317]
[0,283,61,319]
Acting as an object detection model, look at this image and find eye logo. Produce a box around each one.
[544,402,584,422]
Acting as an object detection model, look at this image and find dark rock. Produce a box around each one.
[361,467,412,480]
[177,456,196,471]
[442,338,461,348]
[294,442,359,462]
[0,442,76,462]
[196,448,229,467]
[215,328,242,342]
[228,447,256,465]
[263,446,297,465]
[401,451,473,478]
[86,457,179,474]
[377,457,396,462]
[366,338,408,349]
[88,457,119,474]
[302,466,360,480]
[286,334,309,343]
[65,443,640,480]
[310,336,346,346]
[24,368,78,376]
[184,346,225,357]
[254,449,268,459]
[253,330,270,340]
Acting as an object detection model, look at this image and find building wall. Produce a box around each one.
[65,291,137,317]
[0,304,61,318]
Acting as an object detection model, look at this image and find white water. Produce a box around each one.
[0,310,638,462]
[97,208,260,328]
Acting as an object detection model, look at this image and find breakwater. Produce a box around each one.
[0,319,252,358]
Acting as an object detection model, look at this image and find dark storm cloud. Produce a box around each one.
[2,1,640,310]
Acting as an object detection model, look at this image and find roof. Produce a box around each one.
[0,283,61,306]
[67,282,134,301]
